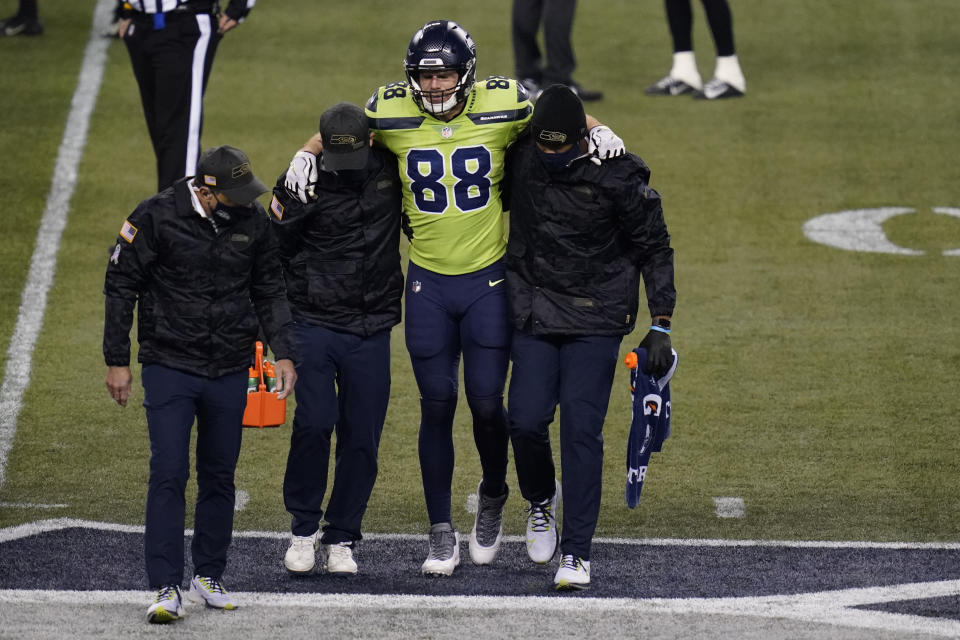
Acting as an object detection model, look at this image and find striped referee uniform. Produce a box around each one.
[120,0,255,191]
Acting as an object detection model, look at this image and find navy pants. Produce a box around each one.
[141,364,246,588]
[507,330,621,560]
[283,324,390,543]
[405,260,511,525]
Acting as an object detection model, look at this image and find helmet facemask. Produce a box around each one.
[406,63,475,116]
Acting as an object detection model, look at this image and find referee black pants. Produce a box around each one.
[512,0,577,86]
[123,11,221,191]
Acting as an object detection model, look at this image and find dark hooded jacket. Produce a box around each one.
[503,135,675,335]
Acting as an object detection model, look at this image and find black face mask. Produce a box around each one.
[537,144,582,172]
[336,168,368,186]
[212,201,250,221]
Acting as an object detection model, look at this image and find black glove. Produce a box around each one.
[639,329,672,378]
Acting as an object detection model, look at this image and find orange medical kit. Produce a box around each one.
[242,341,286,428]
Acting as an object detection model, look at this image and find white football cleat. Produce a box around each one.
[421,522,460,576]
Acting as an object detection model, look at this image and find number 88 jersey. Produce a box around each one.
[366,76,532,276]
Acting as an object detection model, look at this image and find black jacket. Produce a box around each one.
[269,148,405,337]
[103,178,297,377]
[504,137,676,336]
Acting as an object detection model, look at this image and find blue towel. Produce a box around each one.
[625,347,678,508]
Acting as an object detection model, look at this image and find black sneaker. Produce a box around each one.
[0,15,44,37]
[644,75,699,96]
[569,82,603,102]
[469,481,508,565]
[692,78,745,100]
[519,77,542,101]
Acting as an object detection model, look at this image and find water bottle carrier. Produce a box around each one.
[242,341,287,428]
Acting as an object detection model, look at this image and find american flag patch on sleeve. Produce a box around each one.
[119,220,138,243]
[270,195,284,220]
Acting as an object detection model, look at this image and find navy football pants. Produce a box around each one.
[142,364,246,588]
[507,330,621,560]
[405,260,511,525]
[283,324,390,542]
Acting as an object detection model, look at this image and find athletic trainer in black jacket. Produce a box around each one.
[502,85,676,591]
[269,103,405,577]
[118,0,256,191]
[103,145,297,622]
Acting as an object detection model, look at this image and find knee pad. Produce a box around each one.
[419,397,458,433]
[466,394,507,432]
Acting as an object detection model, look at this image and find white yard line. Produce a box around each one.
[5,518,960,549]
[1,582,959,638]
[0,0,115,490]
[3,519,960,637]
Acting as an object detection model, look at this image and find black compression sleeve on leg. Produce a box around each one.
[665,0,694,52]
[700,0,736,56]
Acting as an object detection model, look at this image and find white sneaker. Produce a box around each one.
[526,480,560,564]
[421,522,460,576]
[284,531,319,574]
[469,481,508,565]
[554,554,591,590]
[146,585,184,623]
[187,575,237,610]
[324,541,358,575]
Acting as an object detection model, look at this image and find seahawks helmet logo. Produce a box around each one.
[538,130,568,144]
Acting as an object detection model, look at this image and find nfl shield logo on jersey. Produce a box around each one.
[412,280,422,293]
[441,126,453,139]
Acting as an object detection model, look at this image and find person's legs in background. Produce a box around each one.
[0,0,43,37]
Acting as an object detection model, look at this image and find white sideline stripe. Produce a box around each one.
[3,518,960,550]
[0,0,115,490]
[1,582,959,637]
[0,502,67,509]
[714,496,745,518]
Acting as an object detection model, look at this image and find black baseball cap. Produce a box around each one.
[195,145,268,205]
[529,84,587,149]
[319,102,370,171]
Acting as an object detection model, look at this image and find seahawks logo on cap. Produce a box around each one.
[231,162,251,178]
[330,134,359,145]
[538,130,568,144]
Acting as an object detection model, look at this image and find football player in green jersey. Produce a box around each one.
[283,19,626,577]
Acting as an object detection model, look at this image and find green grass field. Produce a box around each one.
[0,0,957,545]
